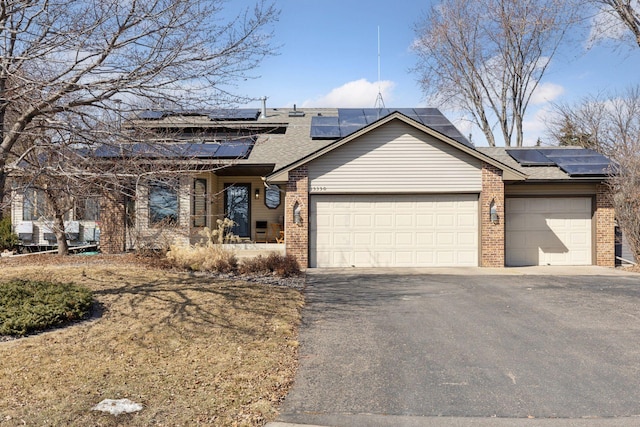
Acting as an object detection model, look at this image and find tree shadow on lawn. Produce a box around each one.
[88,270,301,343]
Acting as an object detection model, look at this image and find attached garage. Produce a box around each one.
[265,110,615,269]
[506,197,593,266]
[310,194,478,268]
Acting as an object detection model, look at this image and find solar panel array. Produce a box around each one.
[94,139,254,160]
[137,109,260,121]
[310,108,472,148]
[506,148,612,177]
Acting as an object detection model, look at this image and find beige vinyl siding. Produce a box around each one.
[307,120,482,194]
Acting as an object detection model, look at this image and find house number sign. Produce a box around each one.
[311,186,327,192]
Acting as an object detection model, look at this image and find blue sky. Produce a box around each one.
[235,0,640,146]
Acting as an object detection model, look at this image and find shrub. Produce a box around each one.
[165,217,240,273]
[166,243,238,273]
[0,280,93,336]
[0,217,18,251]
[239,253,301,278]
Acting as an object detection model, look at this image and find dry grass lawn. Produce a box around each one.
[0,255,304,426]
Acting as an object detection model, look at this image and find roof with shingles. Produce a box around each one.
[127,108,609,181]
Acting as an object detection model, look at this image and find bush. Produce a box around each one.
[239,253,301,278]
[0,217,18,251]
[166,243,238,273]
[0,280,93,336]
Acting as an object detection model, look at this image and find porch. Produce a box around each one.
[221,242,286,260]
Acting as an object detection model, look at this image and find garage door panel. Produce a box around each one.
[416,232,434,245]
[437,214,454,227]
[396,232,414,246]
[396,214,414,227]
[374,232,393,245]
[506,197,591,266]
[457,250,477,265]
[334,214,351,227]
[458,213,476,227]
[417,214,434,227]
[354,233,372,245]
[354,214,372,227]
[458,232,476,246]
[310,194,478,267]
[375,214,393,227]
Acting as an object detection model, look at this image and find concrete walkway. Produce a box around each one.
[307,265,640,276]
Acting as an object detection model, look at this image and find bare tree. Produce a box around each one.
[590,0,640,48]
[547,86,640,262]
[413,0,577,147]
[0,0,279,215]
[546,93,610,152]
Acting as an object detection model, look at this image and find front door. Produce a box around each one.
[224,184,250,238]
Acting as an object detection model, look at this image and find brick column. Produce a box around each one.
[596,183,615,267]
[285,166,309,268]
[99,192,126,254]
[481,163,505,267]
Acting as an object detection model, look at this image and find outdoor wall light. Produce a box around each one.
[255,188,260,199]
[490,199,499,224]
[293,202,302,225]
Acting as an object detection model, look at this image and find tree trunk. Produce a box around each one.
[53,213,69,255]
[0,167,6,219]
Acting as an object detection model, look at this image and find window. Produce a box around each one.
[23,188,46,221]
[76,198,100,221]
[192,178,207,227]
[264,184,281,209]
[149,181,178,225]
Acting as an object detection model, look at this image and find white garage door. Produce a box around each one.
[506,197,592,266]
[310,194,478,268]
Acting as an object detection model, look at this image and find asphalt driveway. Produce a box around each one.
[276,268,640,426]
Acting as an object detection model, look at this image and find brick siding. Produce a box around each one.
[481,163,505,267]
[596,183,615,267]
[99,192,126,254]
[285,165,309,268]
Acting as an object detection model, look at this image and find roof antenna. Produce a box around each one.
[374,26,386,114]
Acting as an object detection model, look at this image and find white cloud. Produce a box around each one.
[530,82,565,105]
[522,106,556,146]
[302,79,396,108]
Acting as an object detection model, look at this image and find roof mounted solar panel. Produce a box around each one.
[363,108,391,124]
[558,163,612,176]
[309,107,473,147]
[208,109,260,121]
[536,148,600,158]
[214,140,253,158]
[311,126,341,138]
[340,125,363,137]
[182,143,221,158]
[543,155,607,165]
[310,116,341,139]
[506,149,556,166]
[137,110,166,120]
[311,116,339,126]
[338,109,367,126]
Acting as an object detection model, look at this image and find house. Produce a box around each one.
[11,107,616,267]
